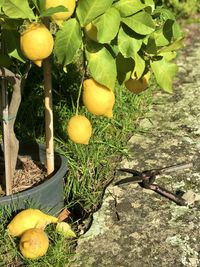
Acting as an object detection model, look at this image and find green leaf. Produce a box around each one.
[0,0,5,6]
[109,39,119,56]
[159,51,177,61]
[38,0,45,12]
[162,19,175,42]
[118,26,143,58]
[144,0,155,12]
[144,36,157,55]
[2,29,25,62]
[150,58,178,93]
[0,18,22,30]
[113,0,146,17]
[40,6,68,18]
[116,53,135,84]
[153,29,170,47]
[2,0,35,19]
[54,18,82,66]
[86,46,117,90]
[122,11,155,35]
[158,38,184,53]
[93,7,120,44]
[0,53,12,68]
[76,0,114,26]
[153,7,175,21]
[131,53,145,79]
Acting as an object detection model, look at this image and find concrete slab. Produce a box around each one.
[70,23,200,267]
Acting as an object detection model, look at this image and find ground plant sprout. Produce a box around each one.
[0,1,183,200]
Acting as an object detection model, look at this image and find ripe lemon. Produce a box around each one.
[20,23,54,67]
[67,115,92,145]
[84,23,98,42]
[83,79,115,118]
[19,228,49,259]
[45,0,76,26]
[125,72,150,94]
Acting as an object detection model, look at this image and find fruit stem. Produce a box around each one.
[75,80,83,115]
[76,49,86,115]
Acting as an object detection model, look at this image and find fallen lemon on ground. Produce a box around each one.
[125,72,150,94]
[45,0,76,26]
[19,228,49,259]
[84,22,98,42]
[83,79,115,118]
[7,209,58,237]
[20,23,54,67]
[67,115,92,144]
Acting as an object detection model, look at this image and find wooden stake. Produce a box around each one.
[43,57,54,175]
[1,76,12,195]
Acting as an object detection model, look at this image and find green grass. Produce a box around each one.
[0,63,155,266]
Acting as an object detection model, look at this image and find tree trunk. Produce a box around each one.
[0,67,30,194]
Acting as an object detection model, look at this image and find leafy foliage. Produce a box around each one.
[1,0,35,19]
[54,18,82,66]
[0,0,183,91]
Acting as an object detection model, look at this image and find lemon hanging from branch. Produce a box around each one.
[20,23,54,67]
[84,22,98,42]
[83,79,115,118]
[125,72,150,94]
[67,115,92,145]
[45,0,76,26]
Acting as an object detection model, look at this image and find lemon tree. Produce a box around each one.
[0,1,183,193]
[0,0,183,91]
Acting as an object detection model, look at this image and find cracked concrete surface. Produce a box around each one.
[70,22,200,267]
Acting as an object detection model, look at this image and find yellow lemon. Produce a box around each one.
[83,79,115,118]
[7,209,58,237]
[84,22,98,42]
[125,72,150,94]
[19,228,49,259]
[20,23,54,67]
[45,0,76,26]
[67,115,92,145]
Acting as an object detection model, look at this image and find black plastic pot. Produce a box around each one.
[0,143,67,215]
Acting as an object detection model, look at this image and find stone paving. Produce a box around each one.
[70,22,200,267]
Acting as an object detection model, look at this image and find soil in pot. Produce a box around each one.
[0,143,67,215]
[0,156,47,196]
